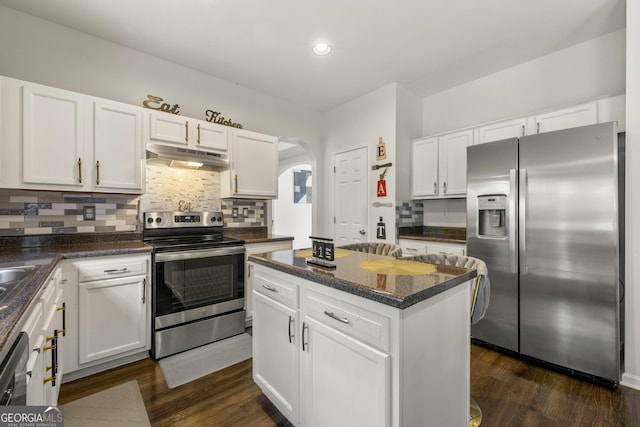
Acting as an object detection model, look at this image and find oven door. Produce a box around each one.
[153,246,245,330]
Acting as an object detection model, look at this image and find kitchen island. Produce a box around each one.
[249,249,478,427]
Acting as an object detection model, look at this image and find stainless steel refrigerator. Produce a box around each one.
[467,122,623,383]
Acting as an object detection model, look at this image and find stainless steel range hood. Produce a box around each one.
[146,143,230,169]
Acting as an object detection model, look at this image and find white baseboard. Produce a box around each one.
[621,372,640,390]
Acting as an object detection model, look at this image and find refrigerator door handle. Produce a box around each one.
[519,168,528,275]
[509,169,518,273]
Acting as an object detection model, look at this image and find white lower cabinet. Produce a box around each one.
[300,316,390,427]
[245,240,293,324]
[251,262,470,426]
[22,266,65,406]
[253,291,300,423]
[62,254,151,381]
[399,239,466,257]
[78,274,148,364]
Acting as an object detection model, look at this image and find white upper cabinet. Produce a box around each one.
[532,101,598,134]
[221,128,279,199]
[1,76,145,193]
[411,137,438,198]
[475,117,527,144]
[93,100,144,192]
[22,84,85,188]
[147,111,228,153]
[411,130,473,199]
[438,129,473,197]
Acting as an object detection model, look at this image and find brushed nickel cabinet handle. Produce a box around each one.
[302,322,309,351]
[324,310,350,324]
[96,160,100,185]
[104,267,129,274]
[262,283,277,293]
[433,182,437,194]
[197,123,201,144]
[234,175,238,193]
[288,316,295,344]
[185,121,189,142]
[78,158,83,183]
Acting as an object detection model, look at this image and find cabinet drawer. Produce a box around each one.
[76,256,148,282]
[253,268,298,309]
[304,290,390,352]
[399,240,428,257]
[428,243,466,256]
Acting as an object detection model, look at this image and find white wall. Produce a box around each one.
[273,165,313,249]
[321,84,398,241]
[395,85,423,202]
[423,199,466,228]
[623,3,640,390]
[422,29,626,135]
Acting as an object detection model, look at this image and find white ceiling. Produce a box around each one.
[0,0,625,113]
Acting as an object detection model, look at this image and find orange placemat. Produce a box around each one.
[359,258,437,276]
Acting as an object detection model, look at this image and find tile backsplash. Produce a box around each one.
[396,200,424,226]
[0,161,266,235]
[0,189,139,236]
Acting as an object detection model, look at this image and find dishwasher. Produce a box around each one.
[0,332,29,405]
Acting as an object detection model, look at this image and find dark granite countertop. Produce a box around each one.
[249,249,477,309]
[0,232,152,362]
[398,226,467,244]
[223,226,294,244]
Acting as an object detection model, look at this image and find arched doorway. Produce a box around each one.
[273,139,314,249]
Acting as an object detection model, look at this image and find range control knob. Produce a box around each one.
[155,217,162,223]
[217,216,223,223]
[147,217,154,224]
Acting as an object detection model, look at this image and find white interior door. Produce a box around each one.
[334,147,368,244]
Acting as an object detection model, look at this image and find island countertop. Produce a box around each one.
[248,248,477,309]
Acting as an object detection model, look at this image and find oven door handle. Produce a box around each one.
[154,246,246,262]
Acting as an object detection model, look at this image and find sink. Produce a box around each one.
[0,266,36,308]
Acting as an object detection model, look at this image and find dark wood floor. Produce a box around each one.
[59,344,640,426]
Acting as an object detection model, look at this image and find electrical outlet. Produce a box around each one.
[232,208,238,218]
[83,206,96,220]
[243,208,249,218]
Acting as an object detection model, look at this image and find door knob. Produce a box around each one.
[359,229,366,235]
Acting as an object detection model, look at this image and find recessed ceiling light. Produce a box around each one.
[312,42,332,56]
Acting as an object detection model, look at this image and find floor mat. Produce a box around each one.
[159,333,252,389]
[64,380,150,427]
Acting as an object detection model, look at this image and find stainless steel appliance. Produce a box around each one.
[467,122,623,384]
[143,212,246,359]
[0,332,28,405]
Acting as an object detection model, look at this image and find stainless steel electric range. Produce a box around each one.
[143,211,245,359]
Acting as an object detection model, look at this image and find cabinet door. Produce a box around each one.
[231,129,278,198]
[439,129,473,197]
[475,117,527,144]
[534,102,597,134]
[411,137,438,198]
[301,317,390,427]
[93,101,144,192]
[78,275,148,364]
[253,291,300,423]
[245,242,293,323]
[194,119,228,152]
[148,111,189,146]
[22,85,85,187]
